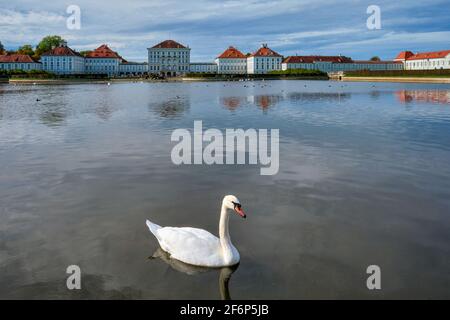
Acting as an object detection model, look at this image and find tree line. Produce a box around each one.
[0,36,92,60]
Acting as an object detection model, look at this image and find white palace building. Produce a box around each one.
[394,50,450,70]
[147,40,191,77]
[2,38,450,76]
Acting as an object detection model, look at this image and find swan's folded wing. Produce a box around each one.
[156,227,221,266]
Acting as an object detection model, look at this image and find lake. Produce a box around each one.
[0,80,449,299]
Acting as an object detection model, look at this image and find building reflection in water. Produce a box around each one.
[149,97,190,118]
[95,100,114,121]
[396,90,450,104]
[287,92,351,103]
[221,97,243,111]
[221,94,283,113]
[253,94,283,112]
[150,248,239,300]
[40,110,66,127]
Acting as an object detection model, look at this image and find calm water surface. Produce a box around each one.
[0,80,450,299]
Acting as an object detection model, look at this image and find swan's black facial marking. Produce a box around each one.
[231,201,241,209]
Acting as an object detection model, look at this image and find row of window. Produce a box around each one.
[218,59,246,64]
[86,59,119,64]
[148,65,189,71]
[251,58,282,63]
[86,66,117,71]
[0,64,41,70]
[149,59,189,63]
[255,63,281,70]
[149,51,189,58]
[406,60,450,68]
[220,66,246,71]
[286,63,402,71]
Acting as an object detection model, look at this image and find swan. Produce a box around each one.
[146,195,246,267]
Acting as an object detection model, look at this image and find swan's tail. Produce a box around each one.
[146,220,162,239]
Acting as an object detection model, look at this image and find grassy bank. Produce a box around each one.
[183,69,329,81]
[342,76,450,84]
[345,69,450,78]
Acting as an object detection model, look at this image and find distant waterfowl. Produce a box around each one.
[146,195,246,267]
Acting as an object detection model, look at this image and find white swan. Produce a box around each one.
[146,195,246,267]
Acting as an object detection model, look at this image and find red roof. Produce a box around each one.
[152,40,187,49]
[0,53,39,63]
[42,46,82,57]
[405,50,450,61]
[86,44,124,60]
[217,46,246,59]
[250,45,282,57]
[394,51,414,61]
[283,55,353,64]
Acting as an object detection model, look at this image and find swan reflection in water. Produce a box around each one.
[150,248,239,300]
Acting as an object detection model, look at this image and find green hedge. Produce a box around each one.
[185,72,219,78]
[345,69,450,78]
[268,69,328,77]
[0,69,55,78]
[185,69,327,79]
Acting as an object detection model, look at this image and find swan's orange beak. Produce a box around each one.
[234,206,246,219]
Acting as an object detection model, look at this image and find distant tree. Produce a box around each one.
[17,44,35,56]
[370,56,381,61]
[34,35,66,59]
[0,41,5,54]
[79,50,92,57]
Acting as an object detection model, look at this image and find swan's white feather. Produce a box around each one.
[155,226,224,267]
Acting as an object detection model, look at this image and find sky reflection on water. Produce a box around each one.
[0,80,450,299]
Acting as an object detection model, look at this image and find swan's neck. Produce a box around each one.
[219,205,233,254]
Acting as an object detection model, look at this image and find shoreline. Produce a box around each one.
[5,76,450,85]
[342,76,450,84]
[181,76,329,82]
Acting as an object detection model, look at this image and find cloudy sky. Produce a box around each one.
[1,0,449,62]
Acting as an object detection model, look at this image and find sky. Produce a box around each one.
[0,0,449,62]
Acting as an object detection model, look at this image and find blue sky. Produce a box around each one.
[0,0,449,62]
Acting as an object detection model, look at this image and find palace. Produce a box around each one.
[0,53,42,71]
[41,43,85,74]
[395,50,450,70]
[147,40,191,77]
[2,38,449,76]
[282,55,402,72]
[215,46,247,74]
[247,44,283,74]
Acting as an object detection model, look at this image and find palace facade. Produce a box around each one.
[147,40,191,77]
[0,53,42,71]
[4,38,450,76]
[40,43,147,75]
[41,43,85,74]
[215,46,248,74]
[247,44,283,74]
[395,50,450,70]
[282,55,403,72]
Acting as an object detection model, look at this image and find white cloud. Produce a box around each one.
[0,9,65,26]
